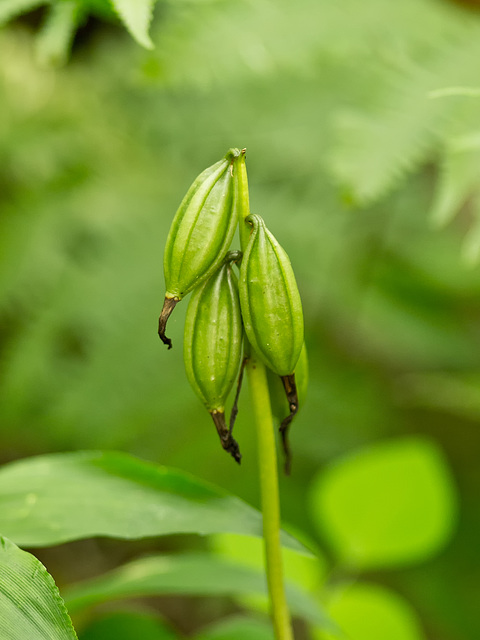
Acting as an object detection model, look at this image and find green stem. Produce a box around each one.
[235,151,294,639]
[247,354,294,640]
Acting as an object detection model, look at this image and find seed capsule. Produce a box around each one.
[239,213,304,473]
[239,214,304,376]
[159,149,241,348]
[183,253,243,463]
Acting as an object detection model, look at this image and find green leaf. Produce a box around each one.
[195,616,274,640]
[0,536,77,640]
[63,552,331,629]
[314,582,426,640]
[110,0,155,49]
[0,451,305,552]
[0,0,47,25]
[209,533,326,617]
[79,611,178,640]
[309,438,457,569]
[211,532,326,593]
[35,1,80,67]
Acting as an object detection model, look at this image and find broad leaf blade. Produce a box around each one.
[110,0,155,49]
[0,536,77,640]
[309,438,457,569]
[211,532,326,594]
[0,451,305,552]
[195,616,274,640]
[64,552,332,629]
[318,582,426,640]
[79,611,178,640]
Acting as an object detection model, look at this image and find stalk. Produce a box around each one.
[247,355,294,640]
[235,151,294,639]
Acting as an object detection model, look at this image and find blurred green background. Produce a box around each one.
[1,0,480,638]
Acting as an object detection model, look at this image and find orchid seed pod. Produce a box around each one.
[239,213,304,473]
[183,252,244,463]
[158,148,242,349]
[239,214,304,377]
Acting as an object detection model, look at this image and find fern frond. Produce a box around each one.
[430,139,480,228]
[0,0,158,61]
[35,1,80,66]
[150,0,473,88]
[0,0,47,25]
[109,0,155,49]
[328,33,480,205]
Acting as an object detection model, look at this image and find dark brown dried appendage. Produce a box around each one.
[158,296,179,349]
[279,373,299,475]
[211,410,242,464]
[229,356,247,433]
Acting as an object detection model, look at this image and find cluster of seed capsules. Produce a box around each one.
[158,148,307,474]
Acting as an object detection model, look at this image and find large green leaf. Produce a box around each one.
[79,611,178,640]
[208,533,325,617]
[211,532,326,594]
[0,536,77,640]
[309,438,457,569]
[64,552,331,629]
[195,616,274,640]
[0,451,305,551]
[314,582,426,640]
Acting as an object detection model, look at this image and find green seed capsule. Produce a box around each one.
[239,213,304,473]
[239,214,304,376]
[183,253,243,463]
[158,148,242,348]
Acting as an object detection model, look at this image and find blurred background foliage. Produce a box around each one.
[1,0,480,638]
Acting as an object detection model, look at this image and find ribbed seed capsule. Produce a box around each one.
[183,252,243,463]
[239,214,304,376]
[239,213,304,473]
[158,148,241,349]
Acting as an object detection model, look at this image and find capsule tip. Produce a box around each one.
[211,410,242,465]
[158,296,180,349]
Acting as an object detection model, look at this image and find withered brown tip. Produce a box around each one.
[158,296,179,349]
[279,373,299,476]
[211,411,242,464]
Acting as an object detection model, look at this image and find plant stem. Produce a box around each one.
[247,354,294,640]
[235,151,293,639]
